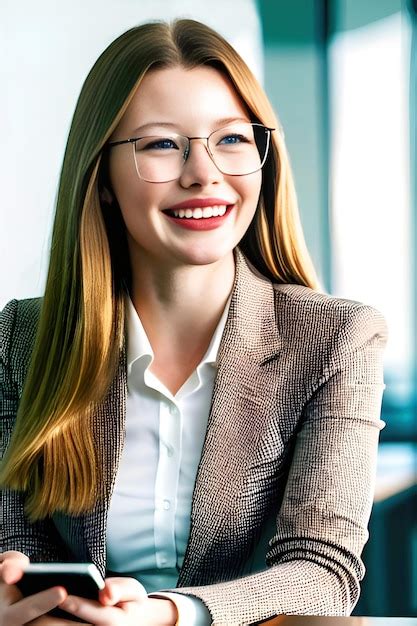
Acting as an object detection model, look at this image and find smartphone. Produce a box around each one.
[16,562,105,622]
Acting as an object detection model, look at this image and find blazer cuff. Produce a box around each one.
[148,591,212,625]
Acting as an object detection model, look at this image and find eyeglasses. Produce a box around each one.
[107,122,274,183]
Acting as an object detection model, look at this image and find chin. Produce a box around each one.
[175,245,234,267]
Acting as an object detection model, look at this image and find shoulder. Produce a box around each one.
[1,298,43,384]
[239,251,387,346]
[1,297,42,328]
[1,297,42,344]
[272,283,388,360]
[273,283,387,329]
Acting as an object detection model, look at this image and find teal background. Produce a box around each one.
[255,0,416,616]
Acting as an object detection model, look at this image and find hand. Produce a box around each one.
[0,551,71,626]
[58,577,178,625]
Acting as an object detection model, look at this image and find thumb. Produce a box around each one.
[0,551,30,584]
[99,577,147,605]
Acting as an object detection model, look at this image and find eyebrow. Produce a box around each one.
[130,116,251,136]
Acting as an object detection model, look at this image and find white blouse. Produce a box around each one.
[106,295,231,622]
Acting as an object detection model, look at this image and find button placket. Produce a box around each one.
[154,399,182,570]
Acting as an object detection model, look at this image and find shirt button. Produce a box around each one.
[163,499,171,510]
[170,405,179,416]
[165,445,174,457]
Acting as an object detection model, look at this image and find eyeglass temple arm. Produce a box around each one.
[107,138,137,148]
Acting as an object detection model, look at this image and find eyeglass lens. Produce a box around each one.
[132,123,270,183]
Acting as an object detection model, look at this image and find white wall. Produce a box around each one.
[1,0,262,308]
[329,11,412,377]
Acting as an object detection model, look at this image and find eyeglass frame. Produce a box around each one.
[106,122,276,183]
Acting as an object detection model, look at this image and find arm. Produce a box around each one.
[1,299,70,562]
[167,305,387,625]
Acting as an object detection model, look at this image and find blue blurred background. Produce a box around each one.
[256,0,416,616]
[1,0,416,617]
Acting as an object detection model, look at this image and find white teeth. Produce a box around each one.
[171,205,229,219]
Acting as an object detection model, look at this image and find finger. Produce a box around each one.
[6,586,67,625]
[0,551,30,564]
[0,580,23,604]
[99,577,147,605]
[59,595,123,625]
[1,562,27,585]
[0,555,30,585]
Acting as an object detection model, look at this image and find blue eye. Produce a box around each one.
[218,134,248,145]
[143,138,179,150]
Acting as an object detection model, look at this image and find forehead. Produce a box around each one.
[117,65,249,133]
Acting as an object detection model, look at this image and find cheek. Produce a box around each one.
[109,153,140,209]
[109,167,146,222]
[237,172,262,213]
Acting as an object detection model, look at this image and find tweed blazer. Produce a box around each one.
[1,249,387,626]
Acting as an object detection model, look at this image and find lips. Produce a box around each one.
[162,196,236,230]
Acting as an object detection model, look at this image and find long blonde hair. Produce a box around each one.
[0,19,319,520]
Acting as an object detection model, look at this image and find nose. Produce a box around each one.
[178,139,224,188]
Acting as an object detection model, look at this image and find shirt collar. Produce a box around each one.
[126,297,153,371]
[126,293,232,371]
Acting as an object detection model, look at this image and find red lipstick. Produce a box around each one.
[162,199,235,231]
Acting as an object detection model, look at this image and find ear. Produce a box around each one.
[100,185,114,205]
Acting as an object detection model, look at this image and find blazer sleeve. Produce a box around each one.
[167,304,388,625]
[1,299,71,561]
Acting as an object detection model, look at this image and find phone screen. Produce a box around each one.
[16,563,105,623]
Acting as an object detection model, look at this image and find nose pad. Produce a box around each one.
[180,139,222,186]
[183,139,212,164]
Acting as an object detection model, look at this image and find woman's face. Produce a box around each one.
[107,65,262,269]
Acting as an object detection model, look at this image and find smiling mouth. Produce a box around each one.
[163,204,231,219]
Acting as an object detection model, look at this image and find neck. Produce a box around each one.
[128,249,236,351]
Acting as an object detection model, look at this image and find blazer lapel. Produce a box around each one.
[178,249,282,586]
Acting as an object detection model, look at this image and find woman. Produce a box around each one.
[0,18,387,626]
